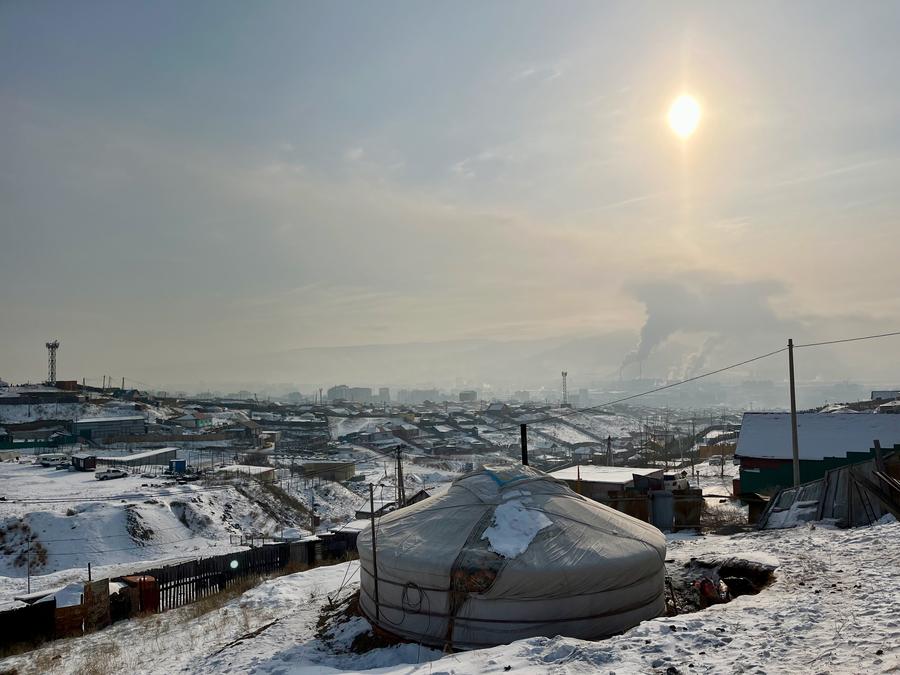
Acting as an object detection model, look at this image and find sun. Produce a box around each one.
[667,94,701,139]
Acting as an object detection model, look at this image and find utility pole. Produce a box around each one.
[788,339,800,487]
[520,424,529,466]
[395,447,406,507]
[690,417,696,478]
[663,409,670,470]
[368,484,380,622]
[720,411,726,478]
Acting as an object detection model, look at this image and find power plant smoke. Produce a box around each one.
[619,277,789,380]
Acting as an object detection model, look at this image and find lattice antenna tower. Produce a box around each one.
[561,371,568,406]
[46,340,60,385]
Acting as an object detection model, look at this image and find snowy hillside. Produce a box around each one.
[0,463,314,605]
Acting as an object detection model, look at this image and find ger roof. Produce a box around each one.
[735,412,900,460]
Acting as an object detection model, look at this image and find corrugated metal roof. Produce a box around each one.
[736,412,900,460]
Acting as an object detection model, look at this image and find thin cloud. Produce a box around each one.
[768,158,890,189]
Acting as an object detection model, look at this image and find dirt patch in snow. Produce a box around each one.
[0,518,48,572]
[124,506,155,544]
[234,480,313,529]
[316,591,405,655]
[169,500,214,534]
[665,554,778,615]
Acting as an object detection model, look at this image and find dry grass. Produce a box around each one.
[75,642,122,675]
[181,576,262,621]
[700,501,752,534]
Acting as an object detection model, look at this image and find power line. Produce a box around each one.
[485,328,900,435]
[794,330,900,349]
[490,346,789,433]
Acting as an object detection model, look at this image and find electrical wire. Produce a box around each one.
[482,329,900,434]
[794,330,900,349]
[488,346,789,433]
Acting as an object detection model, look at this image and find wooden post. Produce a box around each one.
[369,483,380,622]
[396,448,406,507]
[788,339,800,487]
[520,424,529,466]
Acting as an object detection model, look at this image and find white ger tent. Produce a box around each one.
[357,465,666,650]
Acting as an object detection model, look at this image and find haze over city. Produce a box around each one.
[3,1,900,395]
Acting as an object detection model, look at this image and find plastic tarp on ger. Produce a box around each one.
[357,465,667,650]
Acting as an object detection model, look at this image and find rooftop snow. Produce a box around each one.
[214,464,275,475]
[550,465,663,485]
[736,412,900,460]
[97,447,177,462]
[73,415,146,424]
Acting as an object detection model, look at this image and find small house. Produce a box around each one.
[71,453,97,471]
[735,412,900,493]
[355,499,396,520]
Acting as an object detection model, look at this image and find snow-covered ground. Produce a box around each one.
[532,421,596,445]
[0,402,108,424]
[328,417,393,440]
[0,400,178,425]
[564,411,641,439]
[283,478,367,531]
[4,517,897,674]
[691,458,740,495]
[0,462,316,605]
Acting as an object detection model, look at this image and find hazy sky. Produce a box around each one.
[2,1,900,388]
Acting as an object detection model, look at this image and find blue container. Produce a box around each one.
[169,459,187,474]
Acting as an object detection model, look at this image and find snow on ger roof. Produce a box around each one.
[736,412,900,460]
